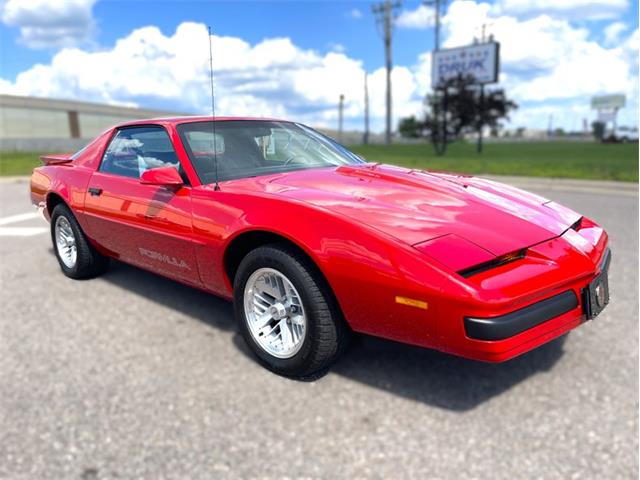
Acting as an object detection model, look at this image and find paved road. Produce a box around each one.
[0,178,637,479]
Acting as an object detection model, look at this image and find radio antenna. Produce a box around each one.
[208,25,220,191]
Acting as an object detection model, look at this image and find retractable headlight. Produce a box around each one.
[413,234,495,272]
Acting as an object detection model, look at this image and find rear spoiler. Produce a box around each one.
[40,153,73,166]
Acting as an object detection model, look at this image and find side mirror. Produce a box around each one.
[139,166,184,188]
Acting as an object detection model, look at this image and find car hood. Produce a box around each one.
[238,163,580,259]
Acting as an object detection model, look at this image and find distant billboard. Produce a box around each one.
[432,42,500,87]
[591,94,626,110]
[597,110,617,122]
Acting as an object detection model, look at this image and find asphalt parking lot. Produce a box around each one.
[0,177,637,479]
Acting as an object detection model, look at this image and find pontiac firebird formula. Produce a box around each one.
[31,117,611,377]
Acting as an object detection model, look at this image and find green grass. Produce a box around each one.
[0,151,43,176]
[348,141,638,182]
[1,141,638,181]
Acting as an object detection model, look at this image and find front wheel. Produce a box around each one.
[233,244,349,378]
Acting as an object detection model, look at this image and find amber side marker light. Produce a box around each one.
[395,296,429,310]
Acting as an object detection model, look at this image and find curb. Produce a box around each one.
[485,175,638,197]
[0,176,30,184]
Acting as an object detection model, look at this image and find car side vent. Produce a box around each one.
[458,249,527,278]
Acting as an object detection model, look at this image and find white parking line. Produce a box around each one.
[0,211,47,237]
[0,227,48,237]
[0,212,40,226]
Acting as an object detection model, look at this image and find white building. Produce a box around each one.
[0,94,190,151]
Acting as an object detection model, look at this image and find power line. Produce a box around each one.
[372,0,402,145]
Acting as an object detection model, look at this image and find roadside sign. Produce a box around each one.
[432,42,500,87]
[591,94,626,110]
[597,110,617,122]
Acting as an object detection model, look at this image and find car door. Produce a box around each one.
[83,125,201,285]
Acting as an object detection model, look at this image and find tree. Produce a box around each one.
[401,74,518,155]
[476,87,517,146]
[424,75,479,150]
[591,121,606,141]
[398,115,423,139]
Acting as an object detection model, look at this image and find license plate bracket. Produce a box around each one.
[582,251,611,320]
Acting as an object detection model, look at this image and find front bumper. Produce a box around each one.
[452,246,611,362]
[464,290,579,341]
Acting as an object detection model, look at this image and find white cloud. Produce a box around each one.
[509,103,590,131]
[444,2,593,77]
[327,42,346,53]
[442,1,639,128]
[603,21,628,46]
[0,22,426,132]
[492,0,629,21]
[1,0,97,48]
[396,4,435,29]
[347,8,363,19]
[0,3,636,133]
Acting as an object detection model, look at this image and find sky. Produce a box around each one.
[0,0,638,133]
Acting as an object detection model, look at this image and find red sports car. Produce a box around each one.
[30,117,611,377]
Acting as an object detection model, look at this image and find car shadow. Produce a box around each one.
[331,333,566,411]
[101,259,236,332]
[100,259,567,412]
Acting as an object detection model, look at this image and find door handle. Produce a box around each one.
[135,213,170,223]
[88,187,102,196]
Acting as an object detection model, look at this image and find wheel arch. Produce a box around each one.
[223,229,348,325]
[224,229,319,286]
[46,192,69,216]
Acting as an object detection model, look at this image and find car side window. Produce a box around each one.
[100,126,181,180]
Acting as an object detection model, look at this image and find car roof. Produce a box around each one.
[115,116,293,128]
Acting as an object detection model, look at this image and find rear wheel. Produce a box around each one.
[51,204,109,279]
[233,244,349,378]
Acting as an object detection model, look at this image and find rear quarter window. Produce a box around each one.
[99,126,181,180]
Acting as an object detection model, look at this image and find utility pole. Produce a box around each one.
[372,0,401,145]
[475,21,491,154]
[363,72,370,145]
[434,0,440,50]
[477,84,484,153]
[423,0,447,51]
[338,94,345,143]
[425,0,447,155]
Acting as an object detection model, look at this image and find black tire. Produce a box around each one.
[50,203,110,279]
[233,244,350,378]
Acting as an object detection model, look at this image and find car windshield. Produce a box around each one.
[177,120,364,183]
